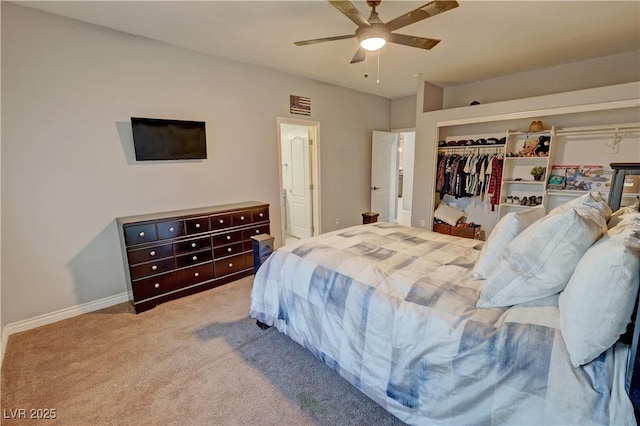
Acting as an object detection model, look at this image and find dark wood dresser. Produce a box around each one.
[117,201,270,313]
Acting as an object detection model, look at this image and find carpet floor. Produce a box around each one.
[1,276,405,425]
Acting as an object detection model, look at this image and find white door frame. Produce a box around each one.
[393,127,416,226]
[371,130,399,223]
[276,117,321,244]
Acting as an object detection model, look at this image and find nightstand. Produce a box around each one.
[362,211,379,224]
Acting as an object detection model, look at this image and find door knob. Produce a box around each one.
[371,186,380,191]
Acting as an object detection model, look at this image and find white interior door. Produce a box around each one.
[371,131,399,223]
[288,135,312,239]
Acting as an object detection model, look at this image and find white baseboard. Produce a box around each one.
[1,328,8,371]
[1,291,131,369]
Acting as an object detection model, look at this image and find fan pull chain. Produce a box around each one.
[377,50,380,84]
[364,51,369,78]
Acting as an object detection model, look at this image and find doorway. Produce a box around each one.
[277,117,320,246]
[397,131,415,226]
[370,130,415,225]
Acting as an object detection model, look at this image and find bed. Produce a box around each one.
[249,167,640,425]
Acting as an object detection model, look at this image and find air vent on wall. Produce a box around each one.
[290,95,311,116]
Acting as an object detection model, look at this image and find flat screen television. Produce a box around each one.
[131,117,207,161]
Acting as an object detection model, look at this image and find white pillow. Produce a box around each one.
[477,205,607,308]
[609,214,640,237]
[608,204,639,229]
[549,191,612,221]
[559,228,640,367]
[434,203,465,226]
[472,206,545,279]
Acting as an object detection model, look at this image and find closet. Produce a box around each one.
[425,87,640,239]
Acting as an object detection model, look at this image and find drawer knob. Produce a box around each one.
[139,231,145,237]
[150,250,156,256]
[255,229,260,234]
[154,283,160,289]
[191,242,197,248]
[259,213,264,217]
[192,255,198,261]
[227,247,232,252]
[169,227,175,232]
[194,272,200,277]
[226,235,231,240]
[152,265,158,271]
[240,216,245,221]
[228,262,233,268]
[219,219,224,224]
[195,223,201,228]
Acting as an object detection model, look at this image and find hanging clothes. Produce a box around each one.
[486,155,504,211]
[436,150,498,201]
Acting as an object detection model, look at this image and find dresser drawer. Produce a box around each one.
[211,214,232,230]
[132,271,181,302]
[242,224,270,241]
[252,206,269,222]
[185,217,210,235]
[130,257,175,280]
[127,243,173,265]
[174,236,211,254]
[214,254,246,277]
[175,262,214,287]
[124,223,157,245]
[157,220,185,240]
[213,242,244,259]
[213,230,242,247]
[176,249,213,268]
[232,210,252,227]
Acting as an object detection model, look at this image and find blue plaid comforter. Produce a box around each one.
[249,223,634,425]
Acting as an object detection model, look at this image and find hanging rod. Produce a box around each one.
[555,123,640,136]
[437,146,503,154]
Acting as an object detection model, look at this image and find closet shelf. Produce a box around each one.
[437,145,504,151]
[504,156,548,161]
[498,203,533,209]
[506,130,552,136]
[546,189,640,198]
[502,180,545,185]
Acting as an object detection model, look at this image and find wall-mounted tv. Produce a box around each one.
[131,117,207,161]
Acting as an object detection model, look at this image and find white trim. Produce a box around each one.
[1,291,131,369]
[276,117,322,244]
[435,99,640,128]
[1,329,8,369]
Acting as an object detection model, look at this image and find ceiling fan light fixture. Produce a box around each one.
[356,24,390,52]
[360,36,386,51]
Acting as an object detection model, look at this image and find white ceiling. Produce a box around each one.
[17,1,640,99]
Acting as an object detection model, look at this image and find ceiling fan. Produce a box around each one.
[294,0,459,64]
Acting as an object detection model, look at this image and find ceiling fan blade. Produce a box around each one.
[328,0,371,27]
[350,48,366,64]
[385,0,459,32]
[294,34,355,46]
[389,33,441,50]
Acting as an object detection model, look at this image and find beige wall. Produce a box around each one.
[397,50,640,129]
[390,95,417,130]
[1,3,390,324]
[443,50,640,109]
